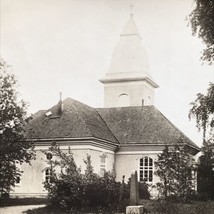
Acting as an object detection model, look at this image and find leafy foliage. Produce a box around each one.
[45,143,151,212]
[189,83,214,139]
[155,143,196,201]
[189,83,214,201]
[0,58,34,195]
[197,138,214,200]
[44,143,120,212]
[189,0,214,64]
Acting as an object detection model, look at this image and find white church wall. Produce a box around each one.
[59,144,115,174]
[115,152,160,197]
[11,143,115,197]
[104,80,155,107]
[11,150,48,197]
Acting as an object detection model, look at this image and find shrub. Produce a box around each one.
[81,155,120,210]
[44,144,121,212]
[138,181,150,200]
[155,143,196,202]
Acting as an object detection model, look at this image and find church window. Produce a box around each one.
[100,153,107,177]
[139,156,153,183]
[45,168,52,183]
[16,176,21,185]
[118,93,130,107]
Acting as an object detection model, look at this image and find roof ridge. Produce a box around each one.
[153,106,199,150]
[71,102,94,137]
[95,108,120,144]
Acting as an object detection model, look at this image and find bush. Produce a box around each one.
[44,144,151,213]
[139,181,150,200]
[44,145,121,213]
[155,144,196,202]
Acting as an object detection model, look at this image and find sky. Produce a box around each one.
[1,0,214,147]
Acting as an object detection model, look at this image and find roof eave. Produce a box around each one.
[99,76,159,88]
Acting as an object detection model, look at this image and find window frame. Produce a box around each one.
[44,168,52,183]
[100,153,107,177]
[139,156,154,183]
[15,175,21,187]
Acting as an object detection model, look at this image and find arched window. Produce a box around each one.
[15,176,21,186]
[46,152,53,160]
[117,93,130,107]
[45,168,52,183]
[100,153,107,177]
[139,156,153,183]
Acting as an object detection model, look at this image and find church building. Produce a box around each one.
[11,14,199,198]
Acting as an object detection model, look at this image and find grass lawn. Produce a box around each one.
[1,198,214,214]
[142,200,214,214]
[0,197,47,207]
[23,200,214,214]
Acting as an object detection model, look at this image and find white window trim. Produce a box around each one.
[138,156,154,184]
[15,175,21,187]
[100,153,107,176]
[42,167,52,183]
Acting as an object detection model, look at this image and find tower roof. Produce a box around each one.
[107,14,150,75]
[100,14,158,88]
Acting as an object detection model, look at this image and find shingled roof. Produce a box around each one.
[25,98,199,151]
[97,106,199,150]
[25,98,118,144]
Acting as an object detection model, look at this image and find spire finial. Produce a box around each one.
[130,3,134,17]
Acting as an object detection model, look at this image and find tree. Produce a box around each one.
[189,0,214,64]
[189,1,214,200]
[0,58,34,196]
[189,83,214,200]
[197,138,214,200]
[155,143,196,201]
[189,82,214,140]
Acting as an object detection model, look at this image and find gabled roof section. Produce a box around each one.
[97,106,199,151]
[25,98,118,144]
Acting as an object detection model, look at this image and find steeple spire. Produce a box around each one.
[120,5,141,38]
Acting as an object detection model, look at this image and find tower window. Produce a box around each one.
[139,156,153,183]
[118,93,130,107]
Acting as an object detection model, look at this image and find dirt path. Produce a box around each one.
[0,204,46,214]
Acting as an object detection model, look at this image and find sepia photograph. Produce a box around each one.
[0,0,214,213]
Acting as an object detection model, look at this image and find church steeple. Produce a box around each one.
[100,12,158,108]
[120,13,141,38]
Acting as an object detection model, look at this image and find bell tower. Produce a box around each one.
[100,13,158,107]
